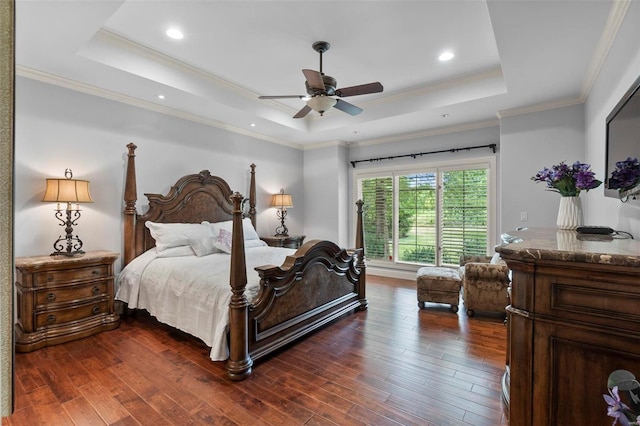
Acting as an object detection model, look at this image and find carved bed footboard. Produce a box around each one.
[250,239,365,359]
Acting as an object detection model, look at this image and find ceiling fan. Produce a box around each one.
[259,41,383,119]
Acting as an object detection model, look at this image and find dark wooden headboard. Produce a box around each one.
[122,143,256,266]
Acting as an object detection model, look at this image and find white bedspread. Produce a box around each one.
[115,246,294,361]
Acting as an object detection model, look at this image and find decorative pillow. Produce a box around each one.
[204,218,260,241]
[190,237,220,257]
[145,222,213,252]
[155,245,195,258]
[213,228,233,254]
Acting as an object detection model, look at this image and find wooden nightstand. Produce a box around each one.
[14,250,120,352]
[261,235,306,249]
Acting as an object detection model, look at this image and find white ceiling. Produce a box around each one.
[15,0,623,149]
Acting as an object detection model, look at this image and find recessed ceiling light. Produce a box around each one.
[166,28,184,40]
[250,123,256,127]
[439,51,454,62]
[157,94,165,100]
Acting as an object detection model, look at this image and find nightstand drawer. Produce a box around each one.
[35,264,110,285]
[35,281,107,306]
[35,300,109,328]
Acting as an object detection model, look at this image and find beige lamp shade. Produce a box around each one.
[270,193,293,209]
[42,176,93,203]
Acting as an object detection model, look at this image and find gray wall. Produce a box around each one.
[15,77,304,270]
[499,104,586,232]
[303,144,350,247]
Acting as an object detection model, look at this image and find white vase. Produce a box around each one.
[557,196,582,230]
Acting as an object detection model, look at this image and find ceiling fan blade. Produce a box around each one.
[335,82,383,97]
[333,99,363,116]
[302,69,325,91]
[259,95,305,99]
[293,105,312,119]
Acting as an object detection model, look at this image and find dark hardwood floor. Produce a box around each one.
[3,276,508,425]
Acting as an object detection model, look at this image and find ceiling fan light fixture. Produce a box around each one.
[259,41,383,118]
[307,96,336,115]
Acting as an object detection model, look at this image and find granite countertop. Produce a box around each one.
[495,227,640,268]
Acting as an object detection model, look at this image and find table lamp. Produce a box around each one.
[42,169,93,256]
[270,189,293,236]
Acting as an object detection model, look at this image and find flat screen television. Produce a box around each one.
[604,74,640,198]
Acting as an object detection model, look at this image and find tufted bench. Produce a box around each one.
[416,266,462,313]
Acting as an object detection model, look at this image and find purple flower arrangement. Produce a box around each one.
[531,161,602,196]
[604,370,640,426]
[604,386,639,426]
[608,157,640,192]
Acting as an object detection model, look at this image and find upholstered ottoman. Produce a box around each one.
[416,267,462,312]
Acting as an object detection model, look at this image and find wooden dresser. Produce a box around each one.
[14,250,120,352]
[496,228,640,425]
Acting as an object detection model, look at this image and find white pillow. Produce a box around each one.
[190,237,220,257]
[145,222,213,252]
[204,218,260,241]
[155,245,195,258]
[490,252,502,264]
[203,231,267,255]
[245,239,268,248]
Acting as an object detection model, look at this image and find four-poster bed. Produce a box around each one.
[117,143,367,380]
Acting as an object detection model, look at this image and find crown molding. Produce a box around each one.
[496,97,583,120]
[303,139,349,151]
[96,29,262,102]
[16,65,304,150]
[364,67,504,107]
[348,118,499,148]
[580,0,632,101]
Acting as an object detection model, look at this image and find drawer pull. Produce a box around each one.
[92,305,101,315]
[46,315,56,324]
[91,286,100,295]
[46,292,56,302]
[92,270,100,275]
[47,275,53,282]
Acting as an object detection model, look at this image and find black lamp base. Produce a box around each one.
[50,208,85,257]
[274,209,289,237]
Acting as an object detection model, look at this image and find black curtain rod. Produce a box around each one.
[350,143,497,168]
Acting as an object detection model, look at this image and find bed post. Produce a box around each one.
[355,199,368,310]
[249,164,256,229]
[123,143,137,267]
[226,192,253,380]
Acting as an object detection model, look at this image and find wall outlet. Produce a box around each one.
[520,211,528,222]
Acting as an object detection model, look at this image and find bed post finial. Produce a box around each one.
[249,164,256,229]
[123,143,138,267]
[226,192,253,380]
[355,199,368,310]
